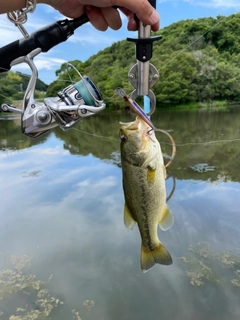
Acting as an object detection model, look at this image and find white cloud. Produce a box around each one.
[11,56,66,72]
[0,13,53,47]
[77,175,118,190]
[0,12,66,73]
[70,26,122,46]
[197,0,240,8]
[158,0,240,8]
[34,57,67,70]
[0,16,22,46]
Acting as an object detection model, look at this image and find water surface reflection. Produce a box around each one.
[0,109,239,319]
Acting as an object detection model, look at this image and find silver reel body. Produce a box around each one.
[2,49,105,138]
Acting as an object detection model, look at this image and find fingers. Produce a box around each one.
[40,0,160,31]
[86,6,122,31]
[47,0,85,19]
[101,7,122,30]
[123,11,137,31]
[114,0,160,30]
[127,13,159,32]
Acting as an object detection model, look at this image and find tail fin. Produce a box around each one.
[141,242,172,272]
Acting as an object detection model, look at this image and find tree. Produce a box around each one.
[44,12,240,108]
[213,62,240,101]
[154,52,198,105]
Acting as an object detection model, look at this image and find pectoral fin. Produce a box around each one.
[148,160,156,171]
[124,203,136,231]
[141,242,172,272]
[147,168,156,184]
[159,206,174,231]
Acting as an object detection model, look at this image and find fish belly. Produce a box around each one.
[122,161,166,248]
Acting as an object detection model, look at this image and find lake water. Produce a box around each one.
[0,108,240,320]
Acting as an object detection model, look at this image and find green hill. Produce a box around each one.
[0,71,48,105]
[46,12,240,109]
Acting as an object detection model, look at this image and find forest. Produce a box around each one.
[1,12,240,109]
[0,71,48,105]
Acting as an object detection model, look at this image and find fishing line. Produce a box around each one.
[72,127,119,141]
[1,14,229,104]
[44,13,232,97]
[0,92,12,102]
[0,12,231,103]
[72,126,240,147]
[1,12,237,158]
[160,15,229,70]
[162,138,240,147]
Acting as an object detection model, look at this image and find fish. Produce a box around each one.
[120,116,174,272]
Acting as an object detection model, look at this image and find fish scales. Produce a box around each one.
[122,160,165,250]
[120,116,174,272]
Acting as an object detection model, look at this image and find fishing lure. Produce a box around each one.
[116,87,155,130]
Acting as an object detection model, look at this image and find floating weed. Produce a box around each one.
[189,163,216,173]
[180,256,219,286]
[8,255,32,272]
[0,262,46,299]
[216,251,240,269]
[0,254,64,320]
[71,300,96,320]
[0,254,97,320]
[83,300,95,311]
[72,310,82,320]
[180,242,240,288]
[231,270,240,287]
[188,242,218,259]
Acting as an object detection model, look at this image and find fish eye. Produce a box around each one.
[120,134,127,143]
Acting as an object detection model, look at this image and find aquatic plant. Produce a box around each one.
[189,163,216,173]
[71,300,95,320]
[0,255,46,300]
[231,270,240,287]
[82,300,95,311]
[0,254,97,320]
[0,254,63,320]
[180,256,219,286]
[180,242,240,288]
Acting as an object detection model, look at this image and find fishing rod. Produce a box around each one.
[0,0,176,169]
[0,15,90,74]
[0,2,162,140]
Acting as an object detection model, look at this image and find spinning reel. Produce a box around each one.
[1,51,105,138]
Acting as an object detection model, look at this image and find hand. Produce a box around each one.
[38,0,160,31]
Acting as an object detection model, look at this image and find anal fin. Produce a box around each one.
[159,206,174,231]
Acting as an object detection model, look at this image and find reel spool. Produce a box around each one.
[57,63,103,107]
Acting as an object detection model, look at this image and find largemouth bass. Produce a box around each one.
[120,116,174,272]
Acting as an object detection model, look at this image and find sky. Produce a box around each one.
[0,0,240,85]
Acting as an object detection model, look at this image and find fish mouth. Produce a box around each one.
[120,120,137,128]
[119,122,138,131]
[119,116,142,131]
